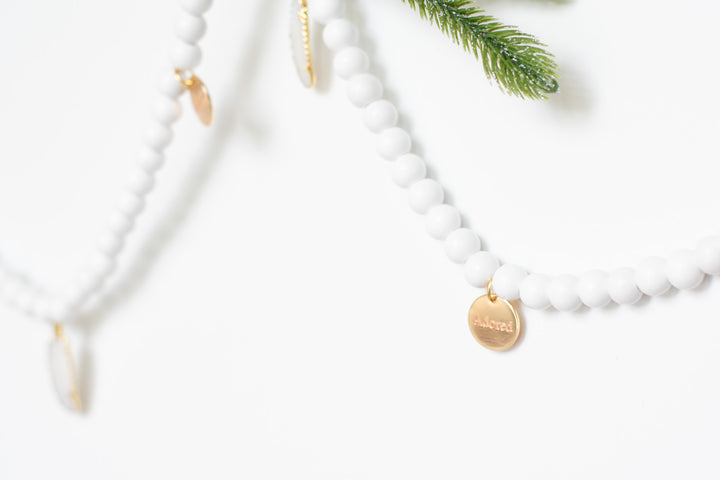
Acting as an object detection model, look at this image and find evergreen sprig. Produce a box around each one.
[401,0,559,99]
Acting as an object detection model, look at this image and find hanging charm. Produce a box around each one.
[468,279,521,351]
[48,324,82,412]
[290,0,316,88]
[175,70,214,126]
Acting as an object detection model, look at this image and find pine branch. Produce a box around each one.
[401,0,559,99]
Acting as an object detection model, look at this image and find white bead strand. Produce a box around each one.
[323,6,719,313]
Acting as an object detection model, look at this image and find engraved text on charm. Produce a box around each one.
[468,294,521,351]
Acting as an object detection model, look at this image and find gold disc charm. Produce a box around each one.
[468,281,521,351]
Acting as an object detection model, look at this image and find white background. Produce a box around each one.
[0,0,719,478]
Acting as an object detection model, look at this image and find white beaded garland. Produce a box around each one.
[666,249,705,290]
[322,19,358,52]
[334,47,370,79]
[347,74,383,107]
[425,205,461,240]
[408,179,444,214]
[311,0,346,24]
[170,41,202,71]
[174,12,207,44]
[363,99,398,133]
[180,0,212,15]
[377,127,412,159]
[635,257,671,297]
[519,274,551,310]
[492,264,527,301]
[695,236,720,275]
[607,268,642,305]
[548,275,582,312]
[577,270,610,308]
[392,154,426,188]
[444,228,481,263]
[464,252,500,288]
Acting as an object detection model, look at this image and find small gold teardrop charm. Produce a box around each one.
[468,280,521,351]
[175,70,214,126]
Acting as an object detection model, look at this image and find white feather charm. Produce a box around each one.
[48,325,82,412]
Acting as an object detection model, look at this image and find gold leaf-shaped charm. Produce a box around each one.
[188,75,214,126]
[49,324,82,412]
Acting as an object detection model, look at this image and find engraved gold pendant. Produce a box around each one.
[174,70,214,126]
[468,280,521,351]
[290,0,316,88]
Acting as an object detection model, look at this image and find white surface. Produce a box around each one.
[0,0,719,479]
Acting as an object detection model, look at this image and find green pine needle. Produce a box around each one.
[402,0,559,100]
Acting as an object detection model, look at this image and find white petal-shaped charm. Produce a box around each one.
[290,0,316,87]
[49,325,82,412]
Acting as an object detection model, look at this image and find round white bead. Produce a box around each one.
[322,19,358,52]
[363,99,398,133]
[334,47,369,79]
[392,154,426,188]
[117,192,145,217]
[548,275,581,311]
[666,249,705,290]
[492,264,527,300]
[408,179,444,214]
[143,123,173,152]
[126,169,155,196]
[107,211,135,236]
[464,251,500,288]
[519,274,550,310]
[635,256,670,296]
[137,148,165,173]
[97,231,124,257]
[30,296,53,321]
[48,298,74,324]
[174,12,207,44]
[444,228,481,263]
[347,74,383,107]
[157,71,185,99]
[15,289,36,315]
[377,127,412,160]
[311,0,345,24]
[152,95,182,125]
[180,0,212,15]
[2,280,22,305]
[695,236,720,275]
[425,205,461,240]
[170,41,202,71]
[607,267,642,305]
[79,255,116,295]
[577,269,610,308]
